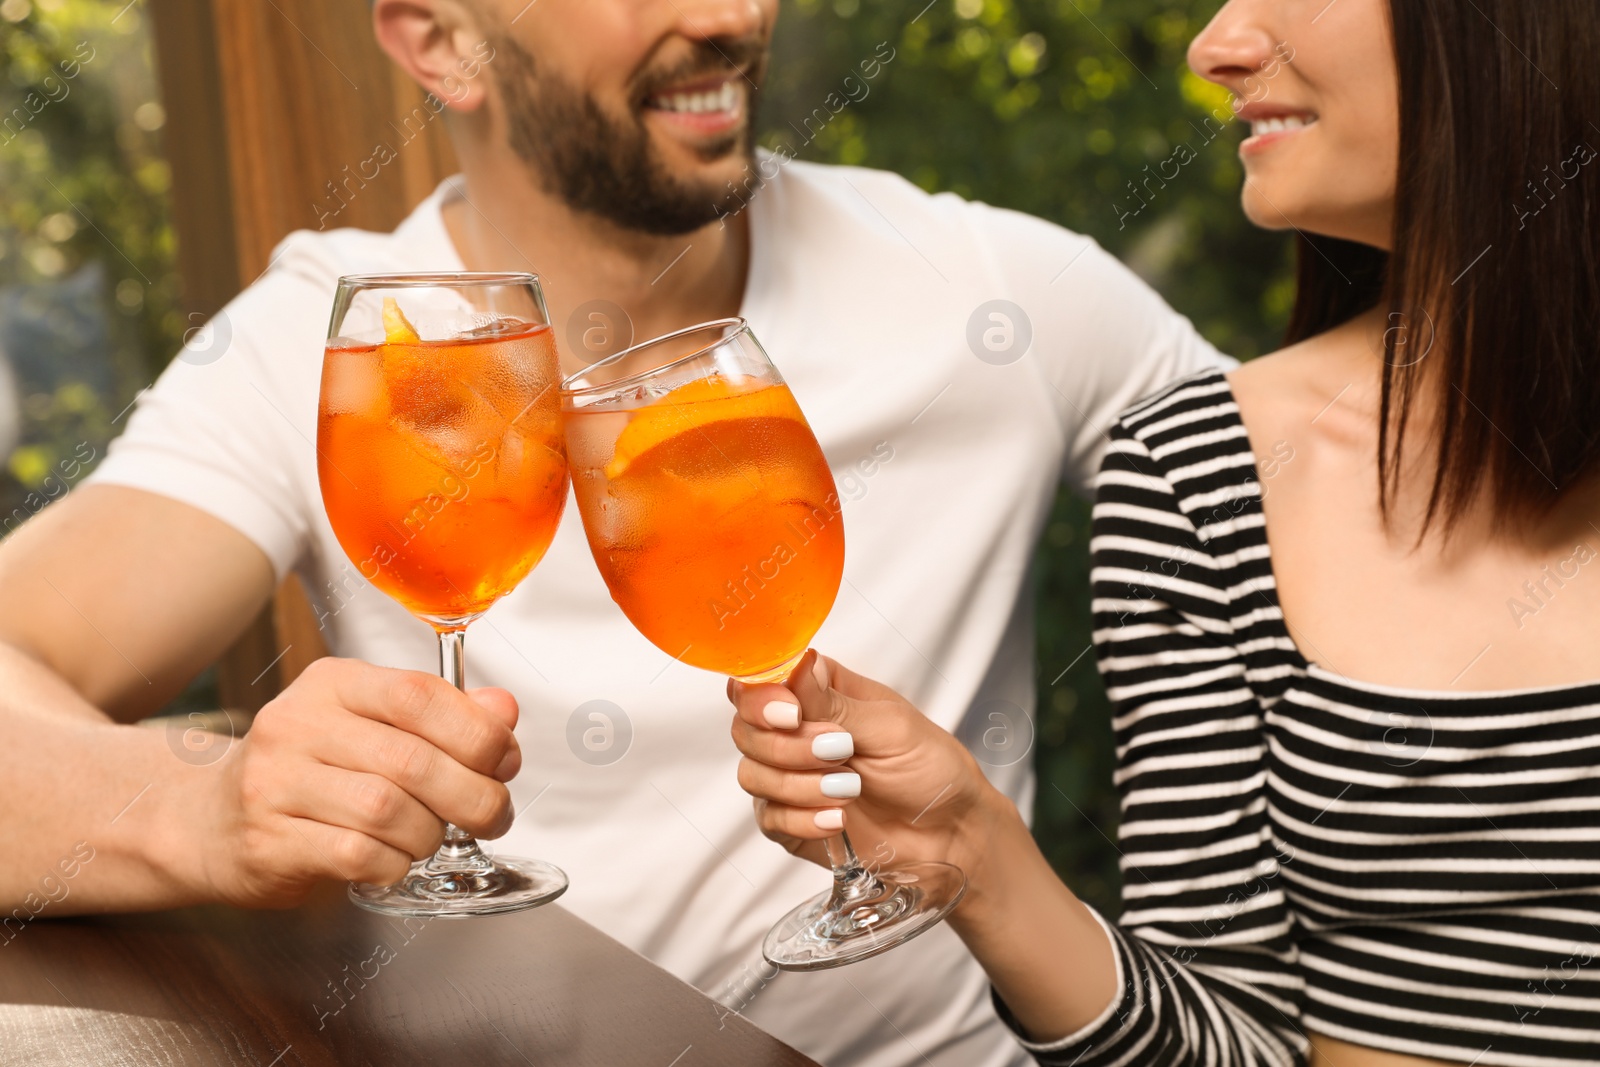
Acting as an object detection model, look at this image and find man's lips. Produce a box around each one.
[643,77,745,136]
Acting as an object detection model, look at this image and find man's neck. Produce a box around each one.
[441,140,751,373]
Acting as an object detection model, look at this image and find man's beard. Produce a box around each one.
[491,33,765,236]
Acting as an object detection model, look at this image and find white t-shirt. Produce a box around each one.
[91,162,1225,1067]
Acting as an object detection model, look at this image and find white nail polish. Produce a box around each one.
[812,657,830,691]
[814,808,845,831]
[820,772,861,799]
[812,732,854,761]
[763,700,800,729]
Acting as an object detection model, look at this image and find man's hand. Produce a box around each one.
[0,487,525,915]
[194,657,520,908]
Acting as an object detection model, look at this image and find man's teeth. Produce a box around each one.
[655,82,739,115]
[1250,115,1316,137]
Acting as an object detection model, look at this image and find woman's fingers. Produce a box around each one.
[727,650,854,731]
[737,756,861,809]
[728,679,807,731]
[787,649,849,726]
[754,797,849,842]
[728,651,873,734]
[730,717,854,770]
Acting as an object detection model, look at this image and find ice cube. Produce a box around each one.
[472,330,560,424]
[392,377,501,476]
[592,483,650,548]
[493,428,567,498]
[454,316,535,341]
[563,410,630,473]
[322,348,385,415]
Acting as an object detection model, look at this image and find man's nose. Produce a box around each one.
[669,0,766,42]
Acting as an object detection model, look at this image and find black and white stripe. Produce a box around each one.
[1001,371,1600,1067]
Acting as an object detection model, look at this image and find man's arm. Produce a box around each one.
[0,485,521,914]
[973,204,1233,492]
[0,485,278,721]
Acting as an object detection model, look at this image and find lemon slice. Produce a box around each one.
[382,296,420,344]
[604,377,804,479]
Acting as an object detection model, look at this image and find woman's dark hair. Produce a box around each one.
[1285,0,1600,534]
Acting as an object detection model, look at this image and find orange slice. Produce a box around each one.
[382,296,420,344]
[604,376,805,479]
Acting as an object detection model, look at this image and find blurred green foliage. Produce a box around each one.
[1,0,1296,916]
[0,0,179,510]
[760,0,1296,916]
[0,0,204,705]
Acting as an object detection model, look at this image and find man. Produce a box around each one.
[0,1,1224,1064]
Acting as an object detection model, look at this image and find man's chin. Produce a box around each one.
[645,142,760,216]
[646,124,749,171]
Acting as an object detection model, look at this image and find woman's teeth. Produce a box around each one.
[1250,115,1317,137]
[653,82,739,114]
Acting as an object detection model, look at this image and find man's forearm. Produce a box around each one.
[0,641,210,918]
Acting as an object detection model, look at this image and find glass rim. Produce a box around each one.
[336,271,543,289]
[561,316,749,398]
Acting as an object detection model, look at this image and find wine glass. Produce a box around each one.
[318,272,569,916]
[560,318,965,968]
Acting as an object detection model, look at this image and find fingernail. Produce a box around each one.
[763,700,800,729]
[811,732,854,761]
[814,808,845,831]
[820,772,861,799]
[812,656,830,691]
[494,747,519,781]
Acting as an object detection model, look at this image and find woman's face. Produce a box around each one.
[1189,0,1400,250]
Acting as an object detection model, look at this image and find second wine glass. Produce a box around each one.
[560,318,966,969]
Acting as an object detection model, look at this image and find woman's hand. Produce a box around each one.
[729,650,1119,1040]
[726,650,1016,880]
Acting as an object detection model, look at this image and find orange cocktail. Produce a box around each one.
[318,314,568,623]
[567,374,844,679]
[563,321,844,681]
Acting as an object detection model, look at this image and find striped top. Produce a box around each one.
[1001,371,1600,1067]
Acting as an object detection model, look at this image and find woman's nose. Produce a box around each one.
[1188,0,1282,93]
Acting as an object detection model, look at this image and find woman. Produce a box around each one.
[726,1,1600,1065]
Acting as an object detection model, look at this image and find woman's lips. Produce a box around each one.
[1239,112,1319,156]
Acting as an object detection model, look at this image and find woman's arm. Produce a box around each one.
[728,393,1308,1066]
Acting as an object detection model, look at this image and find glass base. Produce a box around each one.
[762,860,966,971]
[348,853,569,918]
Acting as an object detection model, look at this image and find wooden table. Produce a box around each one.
[0,886,821,1067]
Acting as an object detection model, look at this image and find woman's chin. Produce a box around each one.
[1240,186,1303,233]
[1240,186,1393,249]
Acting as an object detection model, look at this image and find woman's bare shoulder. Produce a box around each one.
[1226,314,1383,450]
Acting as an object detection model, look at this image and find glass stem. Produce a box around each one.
[430,628,489,868]
[823,830,884,905]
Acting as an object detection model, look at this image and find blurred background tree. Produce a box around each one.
[0,0,1296,918]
